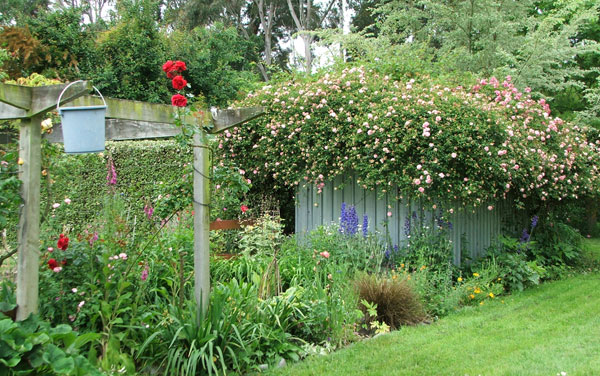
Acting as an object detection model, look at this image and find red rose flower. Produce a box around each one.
[171,94,187,107]
[173,61,187,72]
[57,234,69,251]
[172,75,187,90]
[48,259,58,270]
[241,205,248,213]
[162,60,175,73]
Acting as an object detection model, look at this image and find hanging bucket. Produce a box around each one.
[57,81,107,154]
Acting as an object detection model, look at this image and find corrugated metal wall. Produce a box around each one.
[295,174,516,264]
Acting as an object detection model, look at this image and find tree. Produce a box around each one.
[286,0,340,72]
[375,0,533,75]
[0,0,49,25]
[52,0,114,25]
[91,0,169,102]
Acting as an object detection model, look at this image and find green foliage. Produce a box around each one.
[22,7,98,81]
[353,273,426,330]
[138,280,304,375]
[375,0,532,75]
[0,312,101,376]
[91,0,169,103]
[0,149,20,230]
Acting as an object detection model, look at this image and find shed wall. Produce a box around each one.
[295,174,515,264]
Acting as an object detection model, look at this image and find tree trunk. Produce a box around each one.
[302,33,313,73]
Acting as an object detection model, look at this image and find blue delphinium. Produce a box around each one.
[362,214,368,237]
[520,228,530,243]
[531,215,539,229]
[404,216,411,236]
[339,203,347,234]
[339,203,359,235]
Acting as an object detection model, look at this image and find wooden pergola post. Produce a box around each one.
[0,82,91,320]
[1,81,262,319]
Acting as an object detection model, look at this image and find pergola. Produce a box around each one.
[0,81,263,320]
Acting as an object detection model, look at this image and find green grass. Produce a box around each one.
[271,240,600,376]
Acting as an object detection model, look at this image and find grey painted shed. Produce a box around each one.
[295,173,516,265]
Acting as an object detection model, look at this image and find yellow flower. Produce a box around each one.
[479,301,484,305]
[457,277,463,282]
[497,278,502,281]
[400,263,405,269]
[473,272,480,277]
[17,158,24,165]
[469,294,475,299]
[392,275,398,280]
[420,265,427,270]
[474,287,481,294]
[489,292,495,298]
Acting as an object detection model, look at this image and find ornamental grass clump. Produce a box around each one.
[353,273,426,330]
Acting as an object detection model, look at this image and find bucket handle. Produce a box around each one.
[56,80,107,111]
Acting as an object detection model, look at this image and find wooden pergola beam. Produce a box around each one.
[0,82,91,118]
[0,83,32,110]
[211,108,264,134]
[0,102,27,120]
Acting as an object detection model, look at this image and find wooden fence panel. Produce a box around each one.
[296,178,515,265]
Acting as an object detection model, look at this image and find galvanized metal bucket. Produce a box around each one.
[57,81,107,154]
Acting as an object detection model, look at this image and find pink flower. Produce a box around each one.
[241,205,249,213]
[52,203,60,209]
[64,198,71,204]
[487,205,494,211]
[319,251,330,259]
[418,187,425,193]
[387,211,392,217]
[141,266,149,281]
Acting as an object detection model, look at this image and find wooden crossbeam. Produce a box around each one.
[0,102,27,120]
[32,82,91,117]
[0,82,91,118]
[211,108,264,134]
[64,95,264,134]
[0,83,32,110]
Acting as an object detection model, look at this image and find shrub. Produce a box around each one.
[353,273,426,329]
[0,312,101,375]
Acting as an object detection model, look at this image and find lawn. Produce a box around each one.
[271,240,600,376]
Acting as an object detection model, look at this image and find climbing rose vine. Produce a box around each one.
[217,66,600,209]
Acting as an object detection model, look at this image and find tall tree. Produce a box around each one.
[375,0,533,75]
[0,0,49,25]
[52,0,114,24]
[286,0,339,72]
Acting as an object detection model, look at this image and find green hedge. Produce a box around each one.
[43,140,192,233]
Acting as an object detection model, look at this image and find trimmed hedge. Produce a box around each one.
[43,140,191,233]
